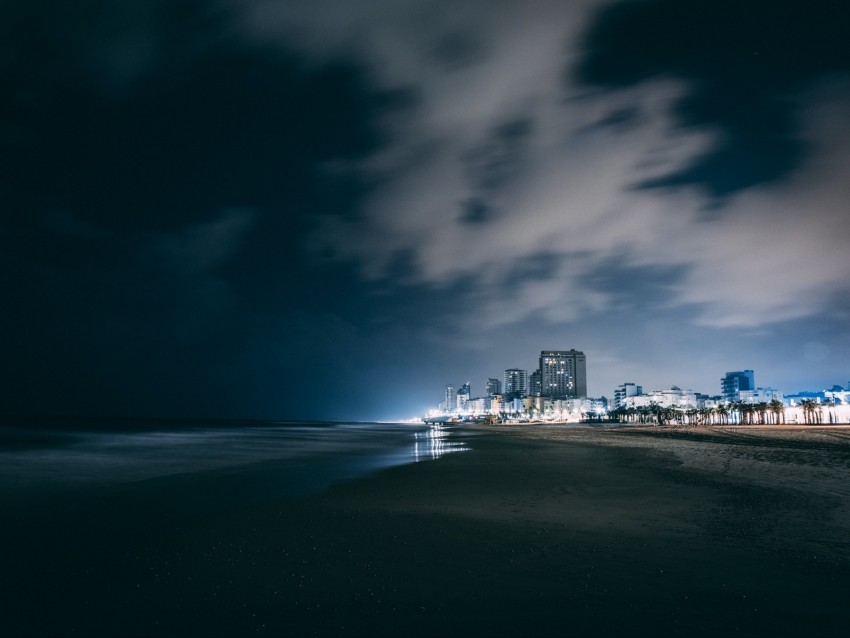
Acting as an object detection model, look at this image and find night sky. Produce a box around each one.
[2,0,849,421]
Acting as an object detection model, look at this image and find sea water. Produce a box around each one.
[0,418,470,543]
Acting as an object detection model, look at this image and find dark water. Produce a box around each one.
[0,418,474,559]
[0,418,469,516]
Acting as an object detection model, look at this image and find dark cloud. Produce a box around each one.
[431,29,487,71]
[4,53,387,235]
[459,197,492,224]
[0,0,416,418]
[576,0,850,196]
[578,258,685,311]
[502,253,562,287]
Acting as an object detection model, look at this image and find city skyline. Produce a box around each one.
[435,356,847,416]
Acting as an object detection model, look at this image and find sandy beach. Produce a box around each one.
[5,424,850,637]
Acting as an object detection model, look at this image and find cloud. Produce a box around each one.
[237,0,850,334]
[575,0,850,196]
[668,81,850,326]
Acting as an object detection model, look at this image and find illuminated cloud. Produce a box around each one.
[251,1,850,333]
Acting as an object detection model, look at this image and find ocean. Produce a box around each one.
[0,418,470,515]
[0,417,473,569]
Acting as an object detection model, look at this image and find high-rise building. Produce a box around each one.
[456,382,471,411]
[503,369,527,400]
[540,350,587,398]
[486,378,501,397]
[529,370,542,397]
[444,384,455,412]
[721,370,754,402]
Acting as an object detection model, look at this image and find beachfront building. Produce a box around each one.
[619,387,698,410]
[457,382,471,411]
[784,391,824,406]
[466,396,486,415]
[825,387,850,405]
[697,394,725,409]
[486,378,502,396]
[613,382,643,409]
[490,393,503,415]
[503,396,525,417]
[529,370,542,397]
[545,397,601,422]
[444,384,455,413]
[540,350,587,398]
[503,369,528,400]
[739,387,783,404]
[651,387,698,409]
[722,370,755,402]
[524,395,545,418]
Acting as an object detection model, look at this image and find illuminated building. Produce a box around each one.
[529,370,542,397]
[486,378,502,396]
[540,350,587,398]
[456,382,471,411]
[503,369,527,400]
[721,370,754,402]
[613,382,642,409]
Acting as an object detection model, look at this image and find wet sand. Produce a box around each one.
[5,425,850,637]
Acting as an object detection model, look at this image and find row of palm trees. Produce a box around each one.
[606,399,796,426]
[798,398,826,424]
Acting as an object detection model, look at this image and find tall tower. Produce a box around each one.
[529,370,542,397]
[503,369,528,400]
[456,382,471,411]
[486,378,501,396]
[444,384,455,412]
[539,350,587,398]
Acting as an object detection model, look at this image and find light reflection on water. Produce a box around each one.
[413,425,470,461]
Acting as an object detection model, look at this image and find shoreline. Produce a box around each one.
[5,424,850,637]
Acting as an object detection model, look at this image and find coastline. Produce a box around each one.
[5,424,850,637]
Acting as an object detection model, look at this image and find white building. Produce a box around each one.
[613,382,642,409]
[738,387,783,404]
[620,387,697,409]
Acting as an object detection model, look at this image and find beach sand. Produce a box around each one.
[5,425,850,637]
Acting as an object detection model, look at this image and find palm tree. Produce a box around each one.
[801,399,811,424]
[736,401,749,425]
[730,400,743,424]
[768,399,784,425]
[755,402,769,425]
[800,399,820,425]
[825,396,837,424]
